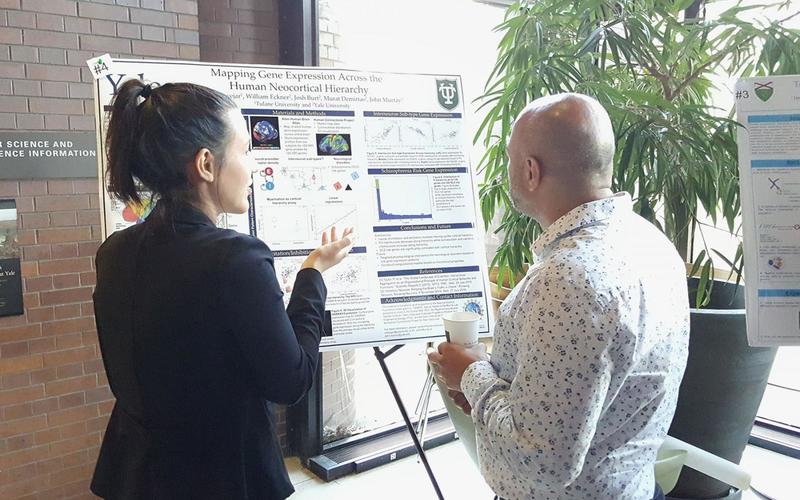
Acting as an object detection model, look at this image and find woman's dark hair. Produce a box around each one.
[105,79,238,205]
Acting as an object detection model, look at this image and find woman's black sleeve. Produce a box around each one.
[222,236,326,404]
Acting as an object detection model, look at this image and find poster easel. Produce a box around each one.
[373,344,444,499]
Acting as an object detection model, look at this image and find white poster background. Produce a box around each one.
[735,75,800,346]
[93,58,493,350]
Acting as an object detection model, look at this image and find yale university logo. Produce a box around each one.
[436,79,459,110]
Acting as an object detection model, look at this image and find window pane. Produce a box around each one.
[757,347,800,430]
[322,344,443,444]
[317,0,505,443]
[700,0,800,433]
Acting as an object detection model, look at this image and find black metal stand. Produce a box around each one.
[373,345,445,500]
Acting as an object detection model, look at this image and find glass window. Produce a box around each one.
[757,347,800,432]
[701,0,800,435]
[317,0,506,444]
[317,0,800,446]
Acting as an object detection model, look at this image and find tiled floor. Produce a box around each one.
[284,441,798,499]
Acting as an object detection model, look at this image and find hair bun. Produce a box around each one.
[139,84,153,99]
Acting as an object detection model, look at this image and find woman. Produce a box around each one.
[90,79,353,499]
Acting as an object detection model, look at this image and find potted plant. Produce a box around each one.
[476,1,798,497]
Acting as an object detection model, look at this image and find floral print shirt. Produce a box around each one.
[462,193,689,500]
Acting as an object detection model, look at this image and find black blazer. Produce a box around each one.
[90,202,326,500]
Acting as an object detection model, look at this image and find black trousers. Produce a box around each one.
[493,482,665,500]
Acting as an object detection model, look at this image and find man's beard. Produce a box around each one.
[508,183,523,213]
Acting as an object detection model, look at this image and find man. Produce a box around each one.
[429,93,689,500]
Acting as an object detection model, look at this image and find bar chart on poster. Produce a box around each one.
[92,58,492,349]
[375,176,433,220]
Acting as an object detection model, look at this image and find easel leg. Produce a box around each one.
[416,371,435,441]
[373,346,445,500]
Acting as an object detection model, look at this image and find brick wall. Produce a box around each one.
[198,0,278,65]
[0,179,105,500]
[0,1,282,498]
[0,0,201,134]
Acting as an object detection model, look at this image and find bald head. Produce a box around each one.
[506,93,616,226]
[513,93,615,187]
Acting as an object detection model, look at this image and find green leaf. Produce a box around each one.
[690,250,706,278]
[473,0,798,307]
[697,260,713,308]
[712,248,736,271]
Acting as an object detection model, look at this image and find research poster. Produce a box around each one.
[93,58,493,350]
[735,75,800,346]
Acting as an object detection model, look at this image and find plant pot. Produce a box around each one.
[667,278,777,499]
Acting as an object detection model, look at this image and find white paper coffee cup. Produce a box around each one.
[442,311,480,348]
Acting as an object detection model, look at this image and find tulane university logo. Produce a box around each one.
[436,79,459,110]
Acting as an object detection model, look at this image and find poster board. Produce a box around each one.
[735,75,800,346]
[92,58,493,350]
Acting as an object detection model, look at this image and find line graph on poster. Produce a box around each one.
[432,120,461,146]
[365,118,461,148]
[259,204,358,246]
[310,205,358,238]
[366,118,401,146]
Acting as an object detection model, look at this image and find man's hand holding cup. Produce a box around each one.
[427,312,488,414]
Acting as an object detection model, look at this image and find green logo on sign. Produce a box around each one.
[754,81,773,102]
[436,79,459,110]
